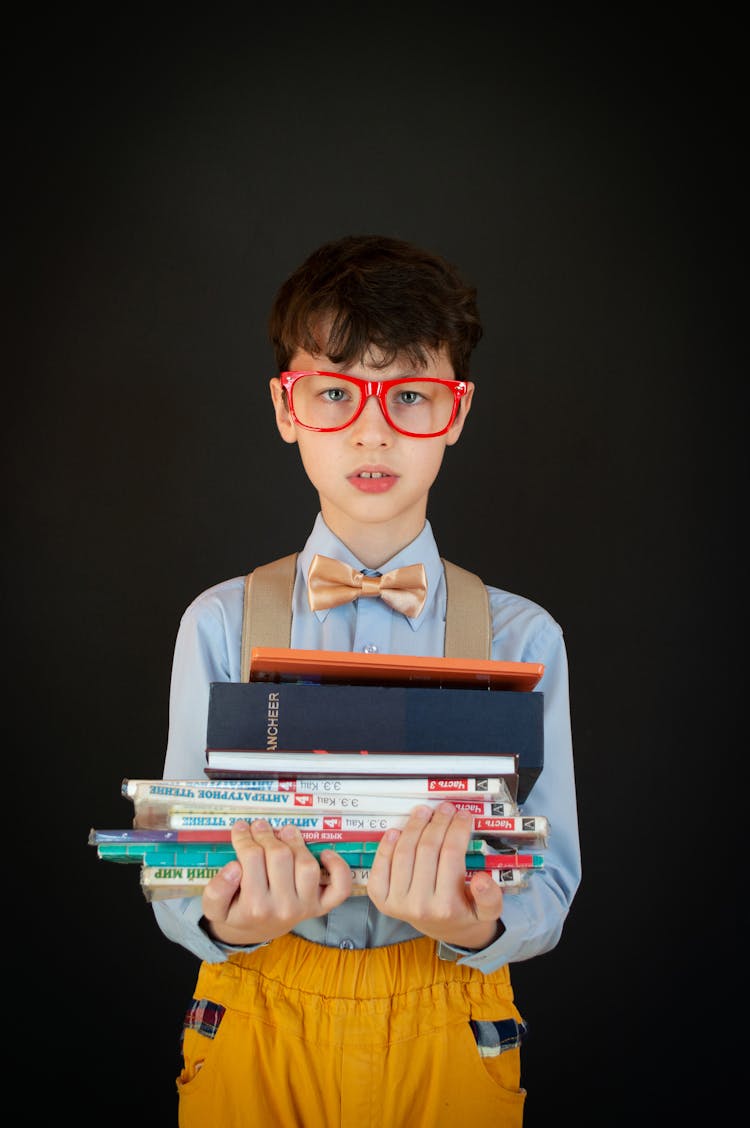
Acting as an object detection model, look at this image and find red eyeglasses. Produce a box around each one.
[280,370,468,438]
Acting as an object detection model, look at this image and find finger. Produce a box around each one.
[276,824,325,893]
[466,872,505,921]
[247,816,287,851]
[382,806,433,896]
[201,860,242,923]
[416,802,469,851]
[430,807,475,876]
[230,817,259,857]
[443,806,475,852]
[366,827,401,900]
[201,818,268,923]
[408,803,469,887]
[372,827,401,866]
[276,822,314,855]
[317,850,354,909]
[229,818,281,890]
[246,817,300,870]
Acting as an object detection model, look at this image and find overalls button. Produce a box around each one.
[339,938,355,950]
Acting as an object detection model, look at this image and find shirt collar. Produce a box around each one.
[298,512,443,630]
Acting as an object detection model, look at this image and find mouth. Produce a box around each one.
[348,468,398,492]
[349,466,397,480]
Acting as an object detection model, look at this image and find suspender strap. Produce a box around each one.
[240,553,298,681]
[241,554,491,679]
[441,558,492,660]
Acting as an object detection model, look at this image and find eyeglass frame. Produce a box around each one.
[279,370,469,438]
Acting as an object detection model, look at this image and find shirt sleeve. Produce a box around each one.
[151,580,252,962]
[442,605,582,972]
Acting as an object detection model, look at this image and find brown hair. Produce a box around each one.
[269,235,483,376]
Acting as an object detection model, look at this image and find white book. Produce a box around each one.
[144,811,546,843]
[205,750,519,780]
[123,776,517,805]
[162,807,544,838]
[131,794,521,830]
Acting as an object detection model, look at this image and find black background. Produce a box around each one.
[7,11,741,1124]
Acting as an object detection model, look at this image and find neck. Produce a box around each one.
[320,506,427,570]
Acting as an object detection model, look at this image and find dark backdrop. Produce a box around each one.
[7,11,740,1124]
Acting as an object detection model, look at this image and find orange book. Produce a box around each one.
[248,646,543,692]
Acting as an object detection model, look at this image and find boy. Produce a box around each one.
[154,235,581,1126]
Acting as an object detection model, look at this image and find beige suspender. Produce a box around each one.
[240,554,298,681]
[440,558,492,661]
[240,553,491,681]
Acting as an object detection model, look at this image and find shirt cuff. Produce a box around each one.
[152,897,267,964]
[437,919,506,961]
[199,914,270,955]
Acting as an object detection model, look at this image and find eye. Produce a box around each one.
[394,389,425,406]
[321,386,351,403]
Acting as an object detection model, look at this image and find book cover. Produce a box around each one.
[206,681,543,802]
[249,646,544,691]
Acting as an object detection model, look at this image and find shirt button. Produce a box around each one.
[339,938,354,950]
[362,643,379,654]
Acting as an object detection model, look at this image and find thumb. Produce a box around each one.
[468,873,504,920]
[201,860,242,922]
[318,850,354,909]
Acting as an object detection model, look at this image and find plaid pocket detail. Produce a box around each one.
[181,998,227,1044]
[469,1018,528,1058]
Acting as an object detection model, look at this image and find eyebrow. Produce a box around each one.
[317,369,437,381]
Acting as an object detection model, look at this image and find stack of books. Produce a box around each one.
[89,647,549,900]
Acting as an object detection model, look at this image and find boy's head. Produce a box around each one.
[269,234,483,377]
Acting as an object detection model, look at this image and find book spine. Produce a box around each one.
[167,811,543,836]
[473,816,549,834]
[465,852,544,869]
[99,844,238,865]
[123,776,517,804]
[91,810,541,841]
[93,826,393,845]
[247,646,543,690]
[204,751,519,779]
[158,798,521,825]
[286,776,515,797]
[139,863,528,900]
[132,798,519,828]
[208,681,543,758]
[99,838,415,861]
[96,838,523,868]
[102,844,374,867]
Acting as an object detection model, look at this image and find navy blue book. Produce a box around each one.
[206,682,544,803]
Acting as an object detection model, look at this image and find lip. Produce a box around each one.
[347,466,399,493]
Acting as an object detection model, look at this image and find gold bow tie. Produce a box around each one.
[307,554,428,618]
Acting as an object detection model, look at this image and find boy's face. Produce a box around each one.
[269,343,474,566]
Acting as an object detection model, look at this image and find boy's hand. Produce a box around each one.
[201,819,353,946]
[366,802,505,950]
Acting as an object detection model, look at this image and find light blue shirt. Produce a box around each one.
[154,513,581,972]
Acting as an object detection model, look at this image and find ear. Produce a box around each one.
[270,377,298,445]
[444,381,474,447]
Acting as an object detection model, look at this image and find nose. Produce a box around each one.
[348,393,393,444]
